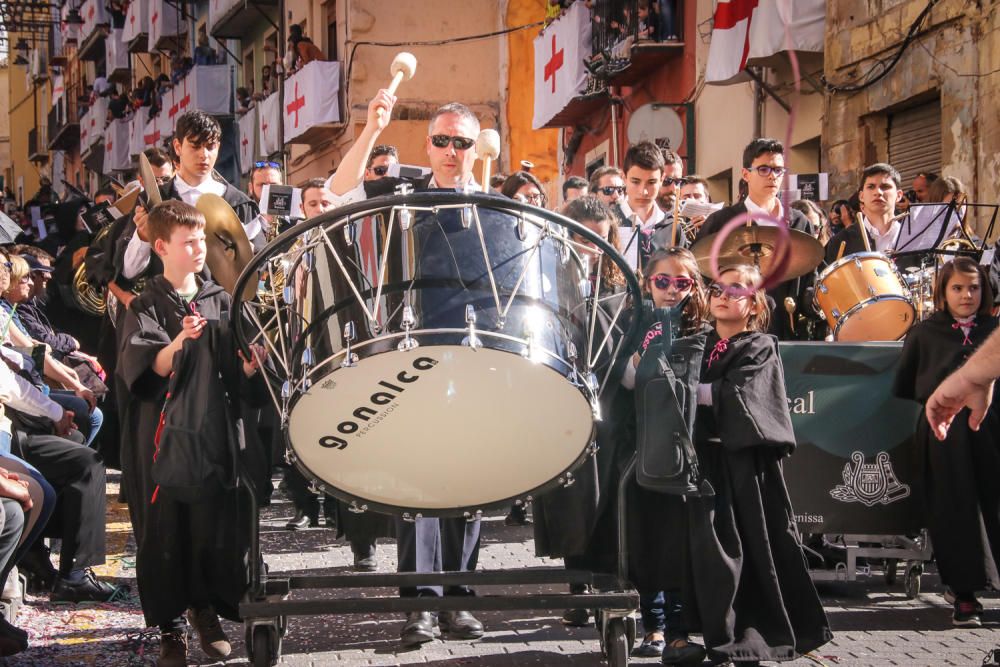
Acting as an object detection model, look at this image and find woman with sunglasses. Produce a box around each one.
[680,265,830,665]
[623,247,710,663]
[500,171,548,209]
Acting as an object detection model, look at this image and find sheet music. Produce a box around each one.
[679,199,724,220]
[894,204,959,254]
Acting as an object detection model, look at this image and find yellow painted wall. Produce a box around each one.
[505,0,559,198]
[7,43,43,204]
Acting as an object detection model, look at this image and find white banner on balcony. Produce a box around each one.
[186,66,231,115]
[80,97,109,152]
[282,61,341,144]
[258,92,281,156]
[531,1,591,130]
[51,73,64,110]
[122,0,148,43]
[158,88,178,143]
[104,119,132,172]
[238,108,257,174]
[60,2,80,46]
[144,117,166,149]
[106,29,130,73]
[208,0,240,36]
[130,114,146,156]
[80,0,109,41]
[149,0,185,48]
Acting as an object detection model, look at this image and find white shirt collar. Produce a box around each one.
[862,215,901,253]
[618,199,665,229]
[173,174,227,206]
[744,196,783,222]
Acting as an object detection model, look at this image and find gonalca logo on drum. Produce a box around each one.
[318,356,439,450]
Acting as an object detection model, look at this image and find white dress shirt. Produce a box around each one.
[861,215,901,254]
[743,196,784,225]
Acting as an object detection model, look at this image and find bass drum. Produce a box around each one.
[814,252,915,342]
[234,191,641,517]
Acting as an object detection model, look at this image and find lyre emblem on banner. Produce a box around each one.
[830,451,910,507]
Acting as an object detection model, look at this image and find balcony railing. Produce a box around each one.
[589,0,685,86]
[48,82,82,151]
[78,0,110,61]
[28,127,49,163]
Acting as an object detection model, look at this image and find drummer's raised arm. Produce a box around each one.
[328,89,397,196]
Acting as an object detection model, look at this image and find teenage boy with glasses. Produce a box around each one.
[324,90,486,648]
[695,138,816,341]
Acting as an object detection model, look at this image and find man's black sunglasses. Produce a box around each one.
[372,165,390,176]
[598,186,625,196]
[663,177,689,187]
[430,135,475,150]
[254,160,281,169]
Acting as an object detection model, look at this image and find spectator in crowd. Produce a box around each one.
[928,176,967,204]
[299,179,336,220]
[501,171,548,208]
[589,165,628,224]
[365,145,399,181]
[791,198,833,246]
[562,175,589,204]
[912,171,939,203]
[656,148,684,212]
[193,34,218,66]
[288,24,326,71]
[107,86,130,120]
[236,87,253,114]
[828,199,852,235]
[247,161,284,250]
[489,173,507,193]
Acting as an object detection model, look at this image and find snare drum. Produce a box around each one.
[814,252,915,342]
[234,192,640,517]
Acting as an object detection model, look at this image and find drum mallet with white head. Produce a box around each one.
[376,52,417,121]
[476,129,501,190]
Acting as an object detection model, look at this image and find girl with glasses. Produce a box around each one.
[623,247,709,663]
[500,171,548,209]
[683,264,831,664]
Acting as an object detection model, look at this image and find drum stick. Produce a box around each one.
[475,130,500,191]
[376,52,417,121]
[856,212,872,252]
[836,241,846,261]
[670,195,681,247]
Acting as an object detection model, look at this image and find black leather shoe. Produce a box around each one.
[19,544,57,593]
[51,570,130,603]
[400,611,438,646]
[661,638,707,665]
[285,510,319,530]
[439,610,484,639]
[0,616,27,657]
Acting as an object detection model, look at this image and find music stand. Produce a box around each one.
[892,200,997,262]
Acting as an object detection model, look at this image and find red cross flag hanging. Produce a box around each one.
[129,114,145,156]
[104,119,132,173]
[238,107,258,174]
[121,0,147,43]
[80,0,108,41]
[144,117,164,150]
[258,92,281,156]
[51,72,64,110]
[532,1,590,130]
[105,28,129,73]
[149,0,184,49]
[282,60,341,144]
[706,0,825,85]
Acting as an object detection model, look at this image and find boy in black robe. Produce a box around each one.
[118,200,266,667]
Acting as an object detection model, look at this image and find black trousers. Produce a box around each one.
[14,433,106,573]
[395,516,480,597]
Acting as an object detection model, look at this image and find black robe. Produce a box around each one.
[684,331,831,662]
[893,311,1000,594]
[118,275,257,627]
[697,203,817,341]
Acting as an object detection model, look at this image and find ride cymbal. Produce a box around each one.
[196,193,256,301]
[690,224,824,281]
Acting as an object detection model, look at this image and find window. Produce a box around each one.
[325,0,338,61]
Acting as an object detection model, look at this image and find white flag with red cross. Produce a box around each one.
[158,84,178,145]
[51,73,64,110]
[129,113,146,156]
[81,97,108,152]
[531,1,591,130]
[149,0,184,48]
[282,60,341,144]
[104,119,132,173]
[105,28,129,73]
[238,107,257,174]
[258,92,281,156]
[122,0,147,43]
[144,117,165,150]
[80,0,108,40]
[706,0,825,85]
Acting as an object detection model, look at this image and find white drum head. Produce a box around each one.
[287,346,595,512]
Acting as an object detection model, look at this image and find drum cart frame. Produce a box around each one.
[807,531,932,599]
[230,193,649,666]
[237,460,642,667]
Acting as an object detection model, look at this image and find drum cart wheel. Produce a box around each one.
[598,611,636,666]
[903,561,923,598]
[246,619,280,667]
[884,558,898,585]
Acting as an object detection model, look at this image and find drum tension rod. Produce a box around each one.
[341,322,359,368]
[398,306,419,351]
[462,305,482,350]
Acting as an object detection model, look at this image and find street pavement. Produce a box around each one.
[7,475,1000,666]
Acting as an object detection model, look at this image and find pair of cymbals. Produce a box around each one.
[196,193,257,301]
[690,225,824,281]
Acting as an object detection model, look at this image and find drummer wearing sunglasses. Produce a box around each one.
[325,88,487,647]
[327,88,482,205]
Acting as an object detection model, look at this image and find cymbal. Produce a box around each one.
[690,224,824,281]
[115,185,141,216]
[138,153,162,207]
[196,193,256,301]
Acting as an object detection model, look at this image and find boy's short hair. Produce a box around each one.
[174,110,222,146]
[298,178,328,198]
[367,145,398,168]
[742,138,784,169]
[147,200,206,246]
[562,175,588,199]
[623,141,665,174]
[859,162,902,190]
[144,146,171,167]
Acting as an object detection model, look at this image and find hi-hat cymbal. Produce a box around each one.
[690,224,824,281]
[196,193,256,301]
